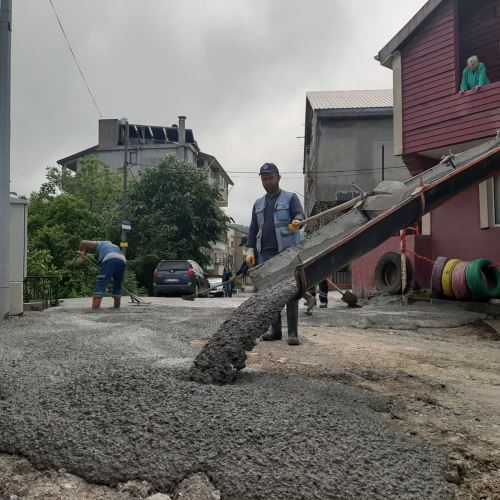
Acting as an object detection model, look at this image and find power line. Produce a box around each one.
[130,161,408,177]
[48,0,103,118]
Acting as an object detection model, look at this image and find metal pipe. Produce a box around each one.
[0,0,12,319]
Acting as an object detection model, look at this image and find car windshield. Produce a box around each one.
[158,261,190,271]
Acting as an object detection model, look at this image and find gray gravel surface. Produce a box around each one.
[0,305,453,499]
[300,301,486,330]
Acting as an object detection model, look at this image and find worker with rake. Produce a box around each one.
[78,240,127,310]
[246,163,305,345]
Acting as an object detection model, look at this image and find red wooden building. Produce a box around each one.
[352,0,500,296]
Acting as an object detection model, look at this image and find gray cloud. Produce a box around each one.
[10,0,426,224]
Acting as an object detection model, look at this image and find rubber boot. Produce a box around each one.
[286,299,300,346]
[113,297,121,309]
[92,297,102,309]
[262,314,282,341]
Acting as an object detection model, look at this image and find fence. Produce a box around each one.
[331,267,352,290]
[24,276,60,308]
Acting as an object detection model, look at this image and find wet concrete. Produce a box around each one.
[189,278,299,384]
[0,305,453,499]
[300,299,488,330]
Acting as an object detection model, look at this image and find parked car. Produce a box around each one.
[153,260,210,297]
[208,277,224,297]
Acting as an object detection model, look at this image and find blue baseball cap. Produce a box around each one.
[259,163,280,176]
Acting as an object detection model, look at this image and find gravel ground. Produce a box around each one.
[0,303,455,499]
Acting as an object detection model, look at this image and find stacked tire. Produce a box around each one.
[431,257,500,301]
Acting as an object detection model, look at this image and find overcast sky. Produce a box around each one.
[10,0,426,224]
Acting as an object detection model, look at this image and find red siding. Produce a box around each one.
[400,0,500,156]
[459,0,500,83]
[352,186,500,296]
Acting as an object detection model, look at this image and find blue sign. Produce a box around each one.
[122,220,132,230]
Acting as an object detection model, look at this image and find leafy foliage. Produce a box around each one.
[127,156,231,290]
[27,155,230,297]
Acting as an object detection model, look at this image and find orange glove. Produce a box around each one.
[246,248,256,267]
[288,219,302,232]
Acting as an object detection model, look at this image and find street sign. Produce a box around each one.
[120,242,129,249]
[122,220,132,230]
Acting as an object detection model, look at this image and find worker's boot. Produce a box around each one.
[262,315,282,341]
[286,299,300,346]
[92,297,102,309]
[113,297,121,309]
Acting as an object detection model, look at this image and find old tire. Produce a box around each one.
[451,261,472,301]
[466,259,500,301]
[441,259,463,298]
[431,256,448,295]
[374,252,412,295]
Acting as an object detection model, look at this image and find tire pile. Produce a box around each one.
[431,257,500,301]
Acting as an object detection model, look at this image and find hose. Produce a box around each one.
[451,261,471,301]
[465,258,500,300]
[441,259,462,298]
[431,256,448,296]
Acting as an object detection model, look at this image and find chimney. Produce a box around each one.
[99,119,120,148]
[178,115,186,144]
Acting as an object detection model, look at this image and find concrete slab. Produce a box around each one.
[0,303,453,499]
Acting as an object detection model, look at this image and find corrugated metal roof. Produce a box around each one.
[307,89,393,110]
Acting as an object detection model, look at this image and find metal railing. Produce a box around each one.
[332,267,352,290]
[24,276,60,308]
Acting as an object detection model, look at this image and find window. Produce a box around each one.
[494,175,500,225]
[129,151,137,165]
[458,0,500,87]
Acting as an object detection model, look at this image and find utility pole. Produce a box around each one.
[381,144,385,181]
[121,119,129,255]
[0,0,12,320]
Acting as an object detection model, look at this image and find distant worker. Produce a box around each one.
[230,236,250,283]
[222,266,233,298]
[246,163,304,345]
[307,279,329,311]
[78,240,127,310]
[460,55,490,93]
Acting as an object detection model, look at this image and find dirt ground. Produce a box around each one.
[248,321,500,499]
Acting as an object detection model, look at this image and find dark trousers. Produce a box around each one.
[94,258,126,298]
[258,248,299,331]
[308,279,328,304]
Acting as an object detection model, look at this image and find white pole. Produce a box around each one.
[0,0,12,320]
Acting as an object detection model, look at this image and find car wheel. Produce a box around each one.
[192,282,199,296]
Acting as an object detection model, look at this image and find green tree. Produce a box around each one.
[39,157,122,240]
[127,156,231,290]
[27,192,105,297]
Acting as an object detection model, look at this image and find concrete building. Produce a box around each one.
[303,90,408,216]
[9,196,28,316]
[206,225,249,280]
[57,117,233,207]
[353,0,500,296]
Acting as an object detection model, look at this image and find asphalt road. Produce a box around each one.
[0,299,456,499]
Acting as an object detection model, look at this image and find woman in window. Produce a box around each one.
[460,55,490,93]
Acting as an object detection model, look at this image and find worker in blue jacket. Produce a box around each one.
[78,240,127,309]
[246,163,304,345]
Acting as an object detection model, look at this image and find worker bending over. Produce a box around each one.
[246,163,304,345]
[78,240,127,309]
